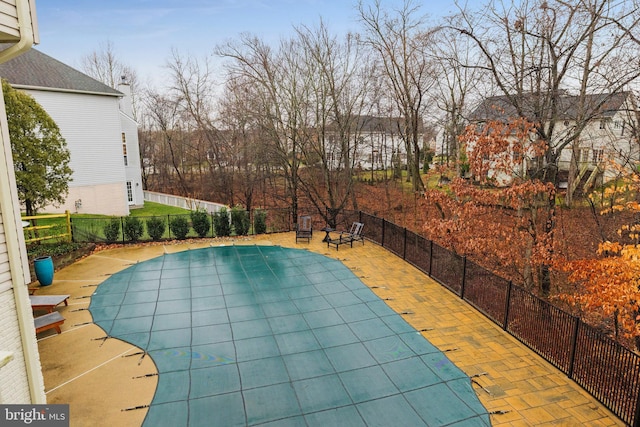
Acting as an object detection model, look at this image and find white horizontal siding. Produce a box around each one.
[0,288,32,403]
[23,89,127,188]
[0,210,10,292]
[0,0,19,41]
[121,113,143,205]
[43,182,129,216]
[0,203,32,402]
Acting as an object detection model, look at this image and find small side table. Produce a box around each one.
[321,227,334,242]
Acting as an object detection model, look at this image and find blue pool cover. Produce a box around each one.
[89,245,490,426]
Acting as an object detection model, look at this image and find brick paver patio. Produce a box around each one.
[34,233,624,426]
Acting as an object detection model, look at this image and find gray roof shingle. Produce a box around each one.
[0,45,121,96]
[469,92,630,123]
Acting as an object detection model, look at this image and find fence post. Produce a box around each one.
[567,317,581,378]
[381,218,386,247]
[65,210,72,242]
[403,227,407,260]
[460,256,467,298]
[428,240,433,276]
[210,212,215,238]
[634,384,640,427]
[502,281,513,331]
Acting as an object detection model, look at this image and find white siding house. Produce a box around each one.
[467,92,638,187]
[0,47,144,215]
[0,0,46,405]
[326,115,423,171]
[118,80,144,208]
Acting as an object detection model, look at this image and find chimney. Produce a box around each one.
[117,75,134,118]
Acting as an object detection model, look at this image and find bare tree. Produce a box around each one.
[294,20,373,226]
[216,76,269,210]
[215,33,311,222]
[453,0,640,295]
[143,90,191,196]
[164,50,233,202]
[454,0,640,194]
[81,40,140,119]
[428,17,485,175]
[357,0,438,193]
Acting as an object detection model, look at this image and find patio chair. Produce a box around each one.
[295,215,313,243]
[327,222,364,250]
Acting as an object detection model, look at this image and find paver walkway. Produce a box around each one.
[34,233,624,426]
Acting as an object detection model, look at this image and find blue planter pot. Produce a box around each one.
[34,256,54,286]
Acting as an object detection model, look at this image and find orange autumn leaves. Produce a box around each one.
[427,116,640,347]
[462,117,547,185]
[558,181,640,343]
[424,118,555,289]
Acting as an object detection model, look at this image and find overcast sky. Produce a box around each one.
[34,0,472,86]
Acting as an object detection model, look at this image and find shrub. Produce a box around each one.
[231,206,249,236]
[169,216,190,240]
[124,216,144,242]
[146,216,166,241]
[27,241,86,259]
[191,209,211,238]
[213,207,231,237]
[104,218,121,243]
[253,209,267,234]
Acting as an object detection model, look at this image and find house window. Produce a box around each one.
[126,181,133,203]
[599,119,607,129]
[614,120,622,128]
[579,149,590,163]
[122,133,128,166]
[592,149,604,164]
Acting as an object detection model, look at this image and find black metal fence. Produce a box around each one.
[356,210,640,427]
[69,206,640,425]
[70,209,291,243]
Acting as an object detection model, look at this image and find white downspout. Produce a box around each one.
[0,0,35,62]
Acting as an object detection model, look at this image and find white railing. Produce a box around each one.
[143,191,227,214]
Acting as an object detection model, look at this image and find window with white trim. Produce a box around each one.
[126,181,133,203]
[122,132,128,166]
[592,149,604,164]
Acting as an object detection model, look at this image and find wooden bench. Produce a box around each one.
[30,294,70,313]
[34,311,65,335]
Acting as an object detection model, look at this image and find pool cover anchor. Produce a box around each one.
[91,335,111,347]
[73,321,93,327]
[123,350,148,365]
[122,404,150,412]
[133,372,158,379]
[470,372,492,396]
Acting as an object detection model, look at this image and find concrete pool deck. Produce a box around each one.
[34,233,624,426]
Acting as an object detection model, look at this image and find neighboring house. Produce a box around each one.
[328,115,423,171]
[467,92,639,187]
[0,0,46,405]
[0,46,144,215]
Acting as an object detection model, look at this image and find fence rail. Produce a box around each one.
[62,201,639,425]
[22,211,71,244]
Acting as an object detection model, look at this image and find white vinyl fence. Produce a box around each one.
[144,191,227,214]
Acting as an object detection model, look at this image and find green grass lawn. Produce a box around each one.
[25,202,193,255]
[129,201,191,217]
